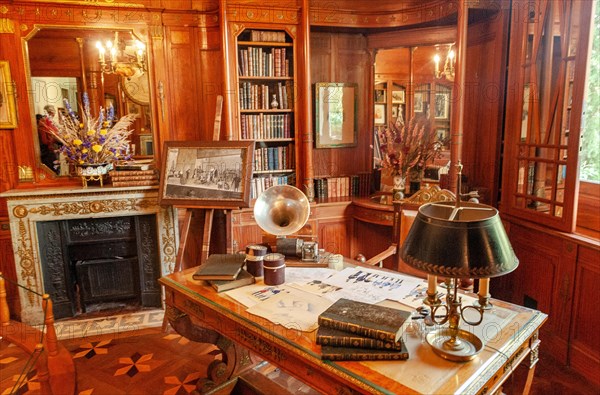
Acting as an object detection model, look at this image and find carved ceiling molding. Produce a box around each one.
[310,0,458,28]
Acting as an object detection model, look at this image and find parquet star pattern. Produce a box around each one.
[1,328,218,395]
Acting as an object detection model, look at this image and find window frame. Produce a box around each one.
[501,0,595,233]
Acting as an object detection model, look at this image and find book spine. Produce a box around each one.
[318,316,395,342]
[111,175,158,181]
[316,334,403,350]
[110,169,155,176]
[112,180,158,187]
[321,350,408,361]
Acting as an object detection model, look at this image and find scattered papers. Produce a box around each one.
[322,267,422,305]
[246,287,334,331]
[225,283,291,308]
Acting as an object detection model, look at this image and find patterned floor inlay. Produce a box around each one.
[115,352,155,377]
[54,309,164,340]
[72,340,113,359]
[163,372,203,395]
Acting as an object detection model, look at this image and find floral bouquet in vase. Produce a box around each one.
[376,116,445,198]
[46,93,137,186]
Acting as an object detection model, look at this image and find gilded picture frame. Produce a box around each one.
[159,140,254,208]
[0,61,18,129]
[315,82,358,148]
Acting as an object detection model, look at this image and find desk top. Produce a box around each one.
[161,267,547,395]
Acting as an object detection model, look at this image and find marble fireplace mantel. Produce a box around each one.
[0,185,178,324]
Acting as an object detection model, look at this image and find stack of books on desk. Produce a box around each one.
[192,253,255,292]
[317,298,411,361]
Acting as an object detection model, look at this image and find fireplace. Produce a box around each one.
[0,186,178,325]
[37,215,161,319]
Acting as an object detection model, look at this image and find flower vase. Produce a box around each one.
[75,162,113,188]
[392,174,406,201]
[271,94,279,109]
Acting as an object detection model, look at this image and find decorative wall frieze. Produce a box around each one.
[226,4,299,24]
[310,1,459,28]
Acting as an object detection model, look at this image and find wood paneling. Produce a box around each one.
[310,32,372,179]
[0,220,20,320]
[460,13,509,206]
[570,245,600,384]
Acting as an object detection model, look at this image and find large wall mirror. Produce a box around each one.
[24,27,153,175]
[373,43,454,190]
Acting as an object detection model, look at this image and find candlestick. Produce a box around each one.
[475,278,493,310]
[478,278,489,297]
[424,274,441,307]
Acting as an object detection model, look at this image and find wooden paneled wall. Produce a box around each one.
[310,32,372,179]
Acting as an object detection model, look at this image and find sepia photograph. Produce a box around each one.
[159,141,254,208]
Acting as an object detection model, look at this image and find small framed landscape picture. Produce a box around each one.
[391,90,405,104]
[374,104,386,125]
[159,140,254,208]
[414,92,424,113]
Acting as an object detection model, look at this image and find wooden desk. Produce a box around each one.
[160,268,547,394]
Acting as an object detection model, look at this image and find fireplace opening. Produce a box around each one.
[37,215,162,319]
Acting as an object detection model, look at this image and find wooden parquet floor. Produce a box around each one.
[2,325,599,395]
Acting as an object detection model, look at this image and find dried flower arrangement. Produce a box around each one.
[376,116,445,177]
[46,93,137,167]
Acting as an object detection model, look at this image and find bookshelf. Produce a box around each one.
[235,28,297,199]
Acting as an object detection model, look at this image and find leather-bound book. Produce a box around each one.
[318,298,411,343]
[316,326,404,350]
[192,254,246,281]
[209,269,255,292]
[320,342,409,361]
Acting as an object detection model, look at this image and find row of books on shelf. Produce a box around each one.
[238,47,290,77]
[241,113,292,140]
[317,298,411,361]
[253,145,293,172]
[247,29,287,43]
[250,174,295,199]
[314,173,372,199]
[239,81,291,110]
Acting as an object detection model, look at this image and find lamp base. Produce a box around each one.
[426,328,484,362]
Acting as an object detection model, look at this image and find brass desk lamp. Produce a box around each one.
[400,164,518,361]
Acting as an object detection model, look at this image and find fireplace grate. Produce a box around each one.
[75,257,140,307]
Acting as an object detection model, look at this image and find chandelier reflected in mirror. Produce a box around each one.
[433,44,455,81]
[96,31,147,78]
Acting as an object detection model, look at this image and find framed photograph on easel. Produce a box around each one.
[158,140,254,208]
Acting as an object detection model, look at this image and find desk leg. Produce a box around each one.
[522,332,541,395]
[166,306,255,394]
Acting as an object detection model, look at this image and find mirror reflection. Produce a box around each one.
[373,44,453,195]
[26,28,153,175]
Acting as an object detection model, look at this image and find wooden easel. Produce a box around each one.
[170,95,233,272]
[164,96,230,330]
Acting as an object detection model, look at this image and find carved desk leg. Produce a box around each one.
[522,331,541,395]
[165,305,255,394]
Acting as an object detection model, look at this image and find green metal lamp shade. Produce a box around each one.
[400,201,519,279]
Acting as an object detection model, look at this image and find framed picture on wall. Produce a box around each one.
[414,92,424,113]
[139,135,154,156]
[435,92,450,120]
[315,82,358,148]
[158,140,254,208]
[374,104,386,125]
[392,90,405,104]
